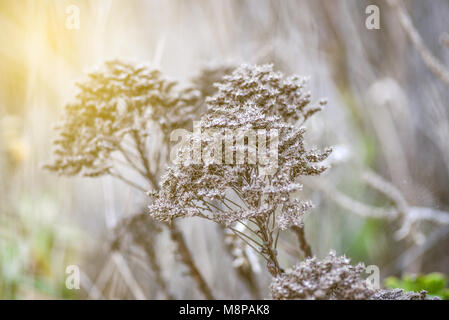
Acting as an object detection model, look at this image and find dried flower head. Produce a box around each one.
[149,64,331,275]
[45,59,199,177]
[270,251,430,300]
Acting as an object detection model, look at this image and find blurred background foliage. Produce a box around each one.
[0,0,448,299]
[385,273,449,299]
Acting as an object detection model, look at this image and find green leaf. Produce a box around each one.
[385,273,449,300]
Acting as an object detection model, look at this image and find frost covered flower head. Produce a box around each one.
[149,64,331,275]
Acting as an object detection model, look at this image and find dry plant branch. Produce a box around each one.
[388,0,449,86]
[111,252,147,300]
[291,225,312,258]
[314,170,449,241]
[112,211,174,299]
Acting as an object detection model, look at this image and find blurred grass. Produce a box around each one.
[0,192,82,299]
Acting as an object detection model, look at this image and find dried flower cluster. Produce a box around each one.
[270,251,430,300]
[45,59,199,178]
[45,59,430,300]
[149,64,331,276]
[46,59,214,299]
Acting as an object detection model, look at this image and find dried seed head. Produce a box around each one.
[45,59,199,177]
[270,251,432,300]
[149,64,331,230]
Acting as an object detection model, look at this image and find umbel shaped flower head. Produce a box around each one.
[270,251,430,300]
[149,64,331,276]
[45,59,199,178]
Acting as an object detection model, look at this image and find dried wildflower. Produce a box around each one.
[149,64,331,276]
[45,59,213,299]
[45,59,199,178]
[371,288,430,300]
[270,251,431,300]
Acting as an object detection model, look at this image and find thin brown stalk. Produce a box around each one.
[291,225,312,258]
[388,0,449,86]
[167,222,214,299]
[138,241,174,300]
[218,227,261,299]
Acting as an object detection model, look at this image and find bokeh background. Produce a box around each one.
[1,0,449,299]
